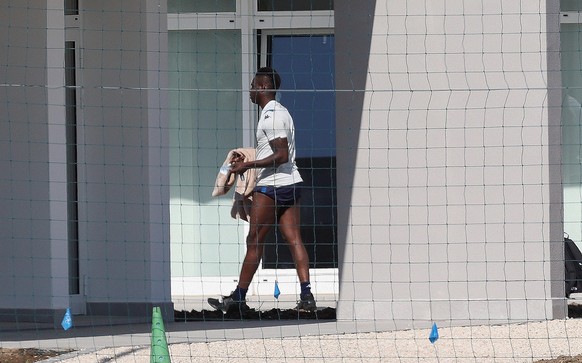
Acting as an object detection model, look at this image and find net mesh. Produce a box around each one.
[0,0,581,362]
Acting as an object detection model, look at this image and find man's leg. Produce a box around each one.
[208,192,276,312]
[237,192,276,289]
[278,202,310,283]
[279,202,316,311]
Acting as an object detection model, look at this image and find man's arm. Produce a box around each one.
[230,137,289,175]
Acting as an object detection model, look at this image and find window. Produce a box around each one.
[258,0,333,11]
[261,34,337,269]
[561,2,582,246]
[65,41,80,294]
[65,0,78,15]
[167,1,337,297]
[167,0,236,13]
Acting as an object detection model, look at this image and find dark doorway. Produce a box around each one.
[262,34,337,269]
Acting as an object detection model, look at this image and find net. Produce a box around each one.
[0,0,580,362]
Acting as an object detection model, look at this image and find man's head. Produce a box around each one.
[250,67,281,105]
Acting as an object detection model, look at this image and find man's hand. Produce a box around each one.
[230,137,289,176]
[230,161,250,175]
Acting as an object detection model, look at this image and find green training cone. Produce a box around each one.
[150,306,171,363]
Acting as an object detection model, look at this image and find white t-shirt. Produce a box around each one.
[255,100,303,187]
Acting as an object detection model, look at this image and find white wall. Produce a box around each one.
[0,2,66,315]
[335,0,565,326]
[0,0,172,322]
[80,0,171,312]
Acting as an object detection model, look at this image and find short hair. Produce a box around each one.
[256,67,281,90]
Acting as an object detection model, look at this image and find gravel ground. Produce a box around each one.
[48,318,582,362]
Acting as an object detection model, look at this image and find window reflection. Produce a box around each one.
[258,0,333,12]
[168,0,236,13]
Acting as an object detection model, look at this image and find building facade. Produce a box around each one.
[0,0,570,326]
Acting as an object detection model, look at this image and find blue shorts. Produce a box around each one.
[253,184,302,206]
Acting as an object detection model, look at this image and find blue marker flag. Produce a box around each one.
[429,322,439,344]
[61,307,73,331]
[274,280,281,299]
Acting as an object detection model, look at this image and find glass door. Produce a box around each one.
[167,1,337,301]
[562,5,582,245]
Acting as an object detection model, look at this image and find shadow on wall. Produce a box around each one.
[334,0,377,278]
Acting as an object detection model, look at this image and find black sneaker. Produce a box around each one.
[296,292,317,312]
[208,293,249,313]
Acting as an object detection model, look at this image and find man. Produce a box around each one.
[208,67,316,313]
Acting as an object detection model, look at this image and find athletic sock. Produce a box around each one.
[233,286,248,301]
[300,281,312,296]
